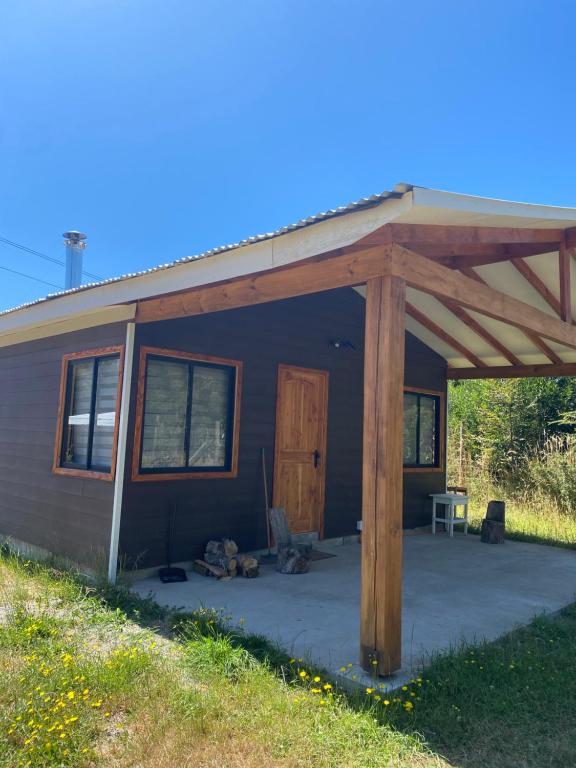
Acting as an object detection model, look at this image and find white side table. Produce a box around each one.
[430,493,469,536]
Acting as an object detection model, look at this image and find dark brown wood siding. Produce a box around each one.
[0,323,127,565]
[120,288,446,568]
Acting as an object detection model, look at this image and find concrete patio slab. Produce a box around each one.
[132,534,576,690]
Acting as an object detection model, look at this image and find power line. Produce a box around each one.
[0,264,62,290]
[0,235,104,281]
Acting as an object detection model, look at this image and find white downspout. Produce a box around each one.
[108,321,136,583]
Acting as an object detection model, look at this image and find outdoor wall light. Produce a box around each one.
[329,339,356,350]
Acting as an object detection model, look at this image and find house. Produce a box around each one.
[1,183,576,675]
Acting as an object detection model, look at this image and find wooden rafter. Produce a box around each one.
[511,257,562,317]
[448,362,576,380]
[389,245,576,349]
[405,302,483,367]
[408,242,560,269]
[437,298,522,365]
[461,266,563,365]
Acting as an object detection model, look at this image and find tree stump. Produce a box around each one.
[276,547,310,574]
[480,500,506,543]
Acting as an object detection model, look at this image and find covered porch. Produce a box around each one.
[133,533,576,689]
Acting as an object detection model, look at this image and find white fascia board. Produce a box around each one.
[411,187,576,226]
[0,193,413,336]
[0,303,137,349]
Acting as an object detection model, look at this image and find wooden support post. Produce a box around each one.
[361,275,405,675]
[559,240,572,324]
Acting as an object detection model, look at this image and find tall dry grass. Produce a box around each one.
[448,434,576,548]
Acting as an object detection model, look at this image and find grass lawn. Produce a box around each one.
[1,551,575,768]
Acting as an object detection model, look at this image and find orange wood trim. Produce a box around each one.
[52,345,125,482]
[131,345,243,482]
[403,385,446,472]
[405,301,484,367]
[559,239,572,324]
[460,262,562,365]
[272,363,329,539]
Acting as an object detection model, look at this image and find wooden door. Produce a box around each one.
[273,364,329,536]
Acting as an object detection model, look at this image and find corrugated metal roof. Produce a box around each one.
[0,183,411,318]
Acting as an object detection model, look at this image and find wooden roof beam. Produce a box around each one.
[389,245,576,348]
[437,298,522,365]
[462,266,564,364]
[448,362,576,380]
[358,223,564,247]
[410,242,560,269]
[510,257,562,317]
[405,301,484,367]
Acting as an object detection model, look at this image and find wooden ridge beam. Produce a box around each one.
[405,302,483,367]
[437,298,522,365]
[462,266,563,364]
[448,362,576,380]
[389,245,576,349]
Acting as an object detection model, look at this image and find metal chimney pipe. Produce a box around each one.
[63,230,86,289]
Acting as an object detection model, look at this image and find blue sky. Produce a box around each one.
[1,0,575,310]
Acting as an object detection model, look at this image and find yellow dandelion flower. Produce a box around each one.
[365,687,374,694]
[313,676,321,683]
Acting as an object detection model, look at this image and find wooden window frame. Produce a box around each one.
[53,346,125,481]
[402,386,445,474]
[132,346,242,482]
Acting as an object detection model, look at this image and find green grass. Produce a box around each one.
[465,496,576,549]
[1,549,575,767]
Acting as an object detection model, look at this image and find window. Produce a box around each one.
[133,347,242,480]
[403,388,443,469]
[54,348,123,479]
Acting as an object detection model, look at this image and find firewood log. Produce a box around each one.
[236,553,259,578]
[204,552,237,573]
[193,559,227,578]
[223,538,239,557]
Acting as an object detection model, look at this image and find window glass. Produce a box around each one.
[139,354,237,474]
[403,391,440,467]
[91,357,120,471]
[188,366,232,467]
[60,353,120,472]
[63,360,94,466]
[141,359,188,468]
[403,393,418,464]
[419,395,437,465]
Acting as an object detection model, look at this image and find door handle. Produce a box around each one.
[313,449,320,468]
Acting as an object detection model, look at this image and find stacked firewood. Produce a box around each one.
[193,538,259,579]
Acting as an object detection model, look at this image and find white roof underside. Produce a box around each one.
[2,185,576,367]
